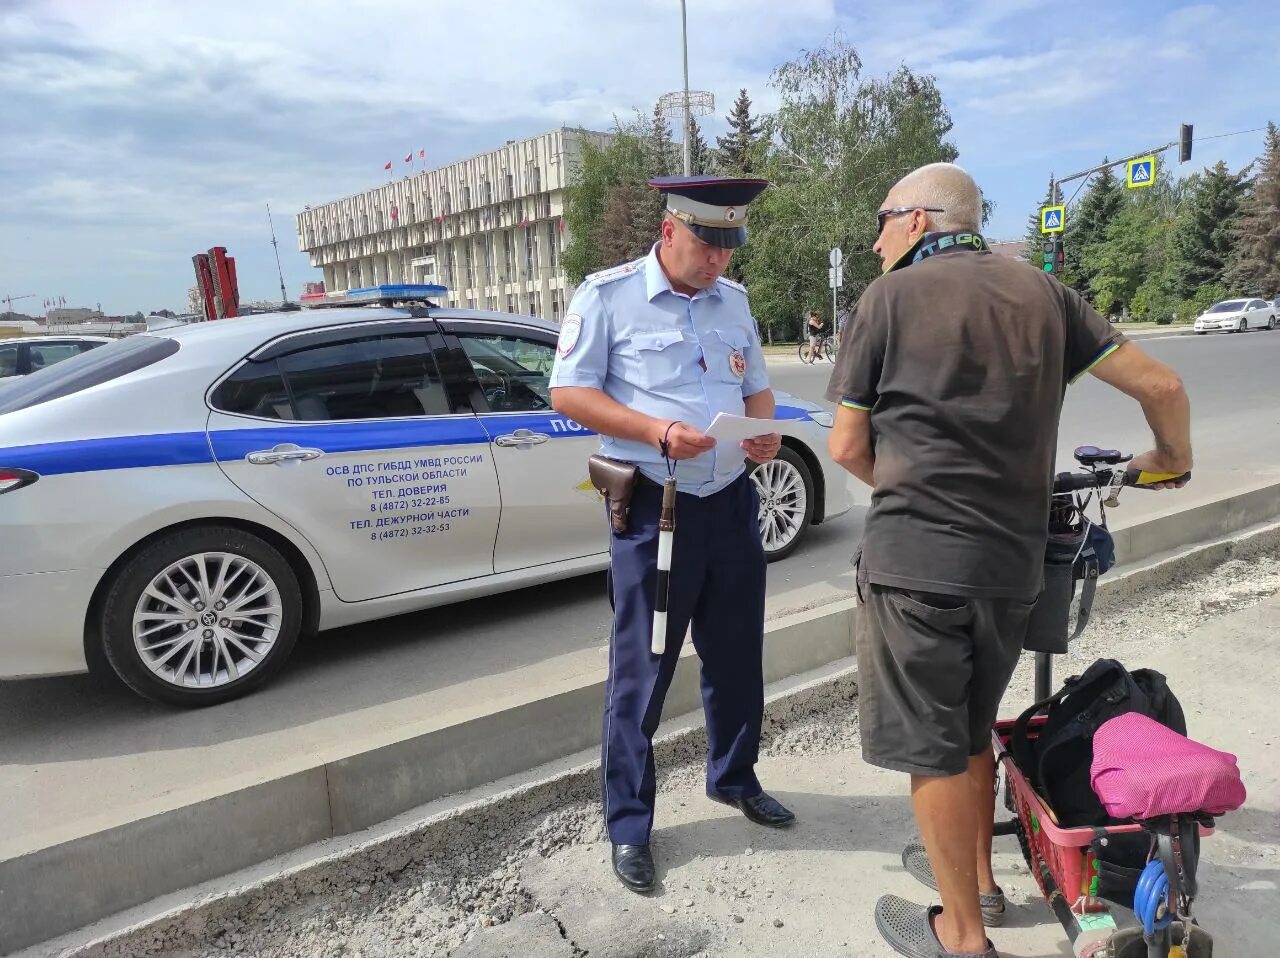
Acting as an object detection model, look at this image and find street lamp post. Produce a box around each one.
[680,0,691,176]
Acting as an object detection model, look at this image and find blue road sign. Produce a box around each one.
[1127,157,1156,189]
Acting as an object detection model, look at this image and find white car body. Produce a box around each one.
[1193,298,1276,333]
[0,301,854,703]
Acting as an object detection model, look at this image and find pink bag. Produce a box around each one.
[1090,712,1247,820]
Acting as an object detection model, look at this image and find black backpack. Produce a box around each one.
[1010,658,1186,827]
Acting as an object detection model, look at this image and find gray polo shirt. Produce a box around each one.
[826,249,1125,600]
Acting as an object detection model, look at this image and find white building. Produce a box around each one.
[295,128,610,321]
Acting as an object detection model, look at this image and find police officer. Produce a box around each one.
[550,175,796,894]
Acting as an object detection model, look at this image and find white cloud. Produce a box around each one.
[1,0,1275,309]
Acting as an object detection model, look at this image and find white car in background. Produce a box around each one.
[0,335,112,379]
[0,289,854,707]
[1193,298,1277,333]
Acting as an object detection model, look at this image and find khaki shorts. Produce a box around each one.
[855,581,1034,777]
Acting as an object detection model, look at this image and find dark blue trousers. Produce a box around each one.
[602,472,766,845]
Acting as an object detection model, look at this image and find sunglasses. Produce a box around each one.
[876,206,945,236]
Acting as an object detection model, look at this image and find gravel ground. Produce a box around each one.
[67,546,1280,958]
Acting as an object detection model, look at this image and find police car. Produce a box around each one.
[0,286,853,706]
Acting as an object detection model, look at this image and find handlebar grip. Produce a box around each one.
[1126,469,1191,488]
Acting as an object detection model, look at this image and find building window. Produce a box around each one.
[442,189,452,215]
[361,213,369,234]
[551,293,561,321]
[532,166,541,195]
[547,221,560,269]
[530,292,539,317]
[464,243,475,289]
[506,294,516,314]
[525,224,536,276]
[505,172,514,200]
[462,185,471,209]
[407,199,415,222]
[503,230,514,277]
[483,238,494,284]
[423,196,433,220]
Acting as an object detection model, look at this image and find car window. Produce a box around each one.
[211,359,295,419]
[28,342,84,369]
[0,335,179,415]
[457,334,554,413]
[278,333,449,421]
[1207,301,1247,312]
[77,340,107,354]
[1250,300,1266,310]
[0,343,18,378]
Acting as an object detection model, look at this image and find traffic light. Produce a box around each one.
[1179,123,1194,163]
[1043,239,1064,273]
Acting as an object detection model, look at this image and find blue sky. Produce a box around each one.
[1,0,1275,315]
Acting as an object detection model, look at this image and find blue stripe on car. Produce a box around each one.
[0,405,817,476]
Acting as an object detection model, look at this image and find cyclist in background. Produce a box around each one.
[805,310,827,361]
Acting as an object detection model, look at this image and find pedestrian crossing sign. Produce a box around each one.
[1040,205,1065,234]
[1127,156,1156,189]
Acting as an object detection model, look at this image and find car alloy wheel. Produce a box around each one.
[100,525,302,706]
[752,446,815,561]
[133,552,283,689]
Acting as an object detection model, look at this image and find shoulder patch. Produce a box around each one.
[586,259,642,287]
[716,276,747,294]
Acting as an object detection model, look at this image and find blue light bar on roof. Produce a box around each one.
[304,283,449,308]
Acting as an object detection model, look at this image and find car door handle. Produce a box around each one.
[246,444,325,465]
[494,429,550,448]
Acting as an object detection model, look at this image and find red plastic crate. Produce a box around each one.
[992,718,1148,907]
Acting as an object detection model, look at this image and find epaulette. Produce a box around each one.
[586,260,642,287]
[716,276,747,294]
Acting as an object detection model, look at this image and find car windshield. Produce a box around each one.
[1207,301,1248,313]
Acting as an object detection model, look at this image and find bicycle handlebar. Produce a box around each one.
[1053,464,1191,495]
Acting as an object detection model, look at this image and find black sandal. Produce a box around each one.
[874,895,998,958]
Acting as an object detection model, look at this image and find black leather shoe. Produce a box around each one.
[708,790,796,827]
[611,843,656,893]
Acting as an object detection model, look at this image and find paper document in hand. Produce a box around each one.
[704,413,808,444]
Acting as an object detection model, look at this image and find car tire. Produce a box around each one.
[1235,318,1247,333]
[1195,331,1206,335]
[752,445,815,563]
[99,525,302,707]
[1269,316,1277,331]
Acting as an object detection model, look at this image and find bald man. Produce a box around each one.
[826,163,1191,957]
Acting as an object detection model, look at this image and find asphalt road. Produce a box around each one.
[3,328,1278,858]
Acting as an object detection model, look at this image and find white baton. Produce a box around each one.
[651,476,677,655]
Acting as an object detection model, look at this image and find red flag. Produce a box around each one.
[384,160,392,171]
[390,205,398,221]
[404,153,412,163]
[418,149,425,159]
[558,220,565,232]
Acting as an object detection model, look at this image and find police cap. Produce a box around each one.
[648,175,769,249]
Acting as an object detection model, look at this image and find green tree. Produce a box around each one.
[1167,160,1249,299]
[715,88,765,175]
[1226,122,1280,296]
[562,120,656,284]
[1064,163,1124,293]
[743,36,959,338]
[1023,179,1062,268]
[1083,170,1181,318]
[648,102,677,178]
[686,116,712,175]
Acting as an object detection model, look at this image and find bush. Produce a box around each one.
[1155,316,1174,325]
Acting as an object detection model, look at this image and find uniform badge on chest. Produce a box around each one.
[729,350,747,379]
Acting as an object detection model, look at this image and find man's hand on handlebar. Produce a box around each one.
[1129,449,1192,489]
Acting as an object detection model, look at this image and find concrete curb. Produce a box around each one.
[4,481,1279,954]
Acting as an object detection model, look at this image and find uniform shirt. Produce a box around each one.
[550,244,769,496]
[825,248,1125,600]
